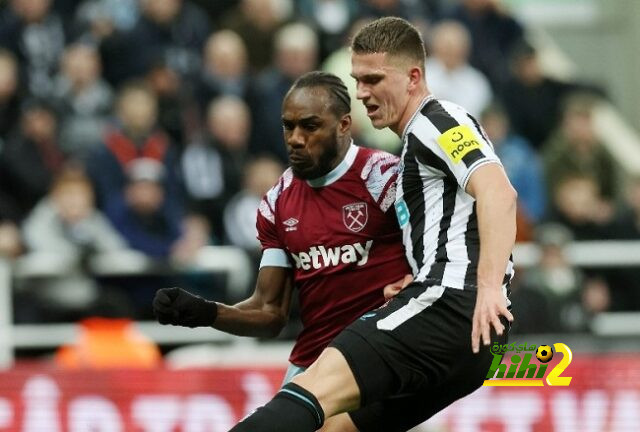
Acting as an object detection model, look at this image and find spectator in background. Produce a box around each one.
[18,166,129,322]
[0,52,23,244]
[105,158,182,258]
[0,98,65,220]
[611,176,640,240]
[426,20,492,117]
[87,81,181,212]
[182,96,251,242]
[0,220,22,259]
[0,51,37,229]
[145,58,197,149]
[0,0,66,98]
[251,22,319,163]
[222,0,289,73]
[502,42,577,149]
[53,43,113,158]
[446,0,525,93]
[513,223,610,333]
[357,0,430,23]
[601,177,640,311]
[99,0,210,86]
[224,156,284,253]
[195,30,252,114]
[550,174,613,240]
[170,213,211,265]
[480,103,545,228]
[73,0,139,41]
[544,92,617,203]
[23,165,126,259]
[0,49,21,140]
[296,0,359,59]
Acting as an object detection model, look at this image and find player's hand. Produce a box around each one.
[471,287,513,353]
[152,287,218,328]
[383,274,414,300]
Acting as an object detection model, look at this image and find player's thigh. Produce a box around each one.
[292,347,361,418]
[349,357,501,432]
[332,283,507,421]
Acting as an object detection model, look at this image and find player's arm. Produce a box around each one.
[153,265,294,339]
[465,163,516,353]
[215,266,294,337]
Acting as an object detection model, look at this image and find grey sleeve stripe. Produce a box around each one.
[259,248,292,268]
[462,159,503,189]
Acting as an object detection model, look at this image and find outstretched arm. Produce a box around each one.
[466,163,516,353]
[153,266,294,339]
[215,266,294,338]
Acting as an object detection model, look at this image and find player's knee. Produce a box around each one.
[318,413,359,432]
[292,348,361,416]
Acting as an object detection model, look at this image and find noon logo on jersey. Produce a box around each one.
[437,124,481,164]
[343,202,368,232]
[290,240,373,270]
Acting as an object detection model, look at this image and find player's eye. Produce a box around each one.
[282,120,294,131]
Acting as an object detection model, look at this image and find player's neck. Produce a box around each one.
[329,138,352,170]
[395,90,431,138]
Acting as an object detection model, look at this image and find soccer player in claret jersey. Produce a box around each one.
[230,17,516,432]
[153,71,412,430]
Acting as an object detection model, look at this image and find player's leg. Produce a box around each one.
[291,347,361,416]
[280,361,359,432]
[230,312,404,432]
[230,347,370,432]
[348,354,499,432]
[230,282,493,431]
[339,282,510,432]
[320,413,359,432]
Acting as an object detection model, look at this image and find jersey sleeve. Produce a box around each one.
[361,151,400,213]
[256,191,291,269]
[412,103,501,190]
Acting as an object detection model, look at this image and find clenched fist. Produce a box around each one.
[152,287,218,328]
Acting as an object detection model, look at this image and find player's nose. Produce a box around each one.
[287,126,306,148]
[355,82,370,100]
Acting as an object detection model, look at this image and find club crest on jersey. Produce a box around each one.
[343,202,368,232]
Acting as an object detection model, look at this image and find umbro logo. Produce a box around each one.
[283,217,299,232]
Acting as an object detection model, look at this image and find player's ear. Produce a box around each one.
[407,65,423,91]
[338,114,352,135]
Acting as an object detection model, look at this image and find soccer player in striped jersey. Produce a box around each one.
[231,17,516,432]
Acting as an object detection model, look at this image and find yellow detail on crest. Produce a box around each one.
[437,125,481,164]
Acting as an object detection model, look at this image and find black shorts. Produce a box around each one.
[329,281,509,432]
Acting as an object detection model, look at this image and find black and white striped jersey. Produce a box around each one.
[394,96,514,289]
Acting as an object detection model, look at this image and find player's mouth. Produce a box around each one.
[289,153,309,167]
[365,104,379,117]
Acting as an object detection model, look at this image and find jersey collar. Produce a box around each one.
[306,141,358,188]
[401,95,435,142]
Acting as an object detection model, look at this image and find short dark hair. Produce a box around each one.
[288,71,351,117]
[351,17,426,71]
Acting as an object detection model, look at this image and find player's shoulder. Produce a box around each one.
[355,146,399,181]
[258,167,295,224]
[409,98,484,147]
[354,146,399,212]
[415,98,476,131]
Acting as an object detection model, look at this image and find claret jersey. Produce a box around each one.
[256,143,411,367]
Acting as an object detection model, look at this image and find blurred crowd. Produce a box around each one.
[0,0,639,335]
